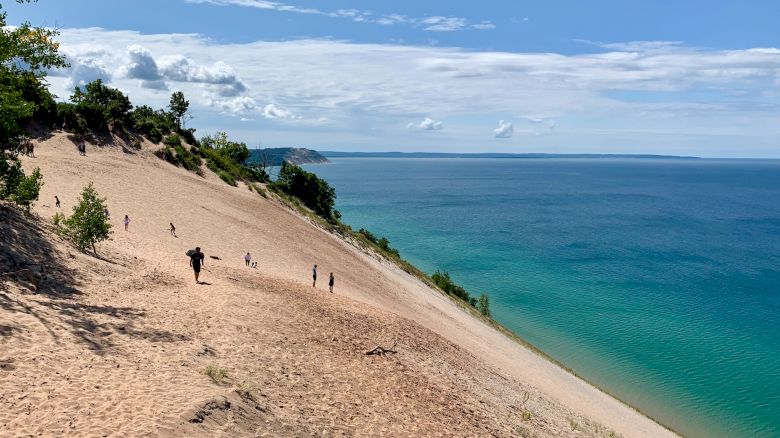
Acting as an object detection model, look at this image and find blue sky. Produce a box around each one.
[6,0,780,156]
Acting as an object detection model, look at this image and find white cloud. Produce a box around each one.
[45,29,780,156]
[209,96,258,113]
[186,0,494,32]
[494,120,513,138]
[262,103,299,119]
[408,117,443,131]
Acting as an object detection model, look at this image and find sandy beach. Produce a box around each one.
[0,133,678,437]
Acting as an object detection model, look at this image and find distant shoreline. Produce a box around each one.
[320,151,700,159]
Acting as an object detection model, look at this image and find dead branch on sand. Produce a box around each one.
[366,341,397,356]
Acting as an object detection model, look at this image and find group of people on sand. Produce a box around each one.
[244,252,258,269]
[312,264,335,293]
[57,193,333,291]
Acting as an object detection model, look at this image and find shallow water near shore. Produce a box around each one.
[307,157,780,438]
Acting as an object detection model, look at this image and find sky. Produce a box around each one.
[5,0,780,157]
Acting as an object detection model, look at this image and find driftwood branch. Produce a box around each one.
[366,341,397,356]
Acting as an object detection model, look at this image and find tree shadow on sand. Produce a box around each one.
[1,203,188,353]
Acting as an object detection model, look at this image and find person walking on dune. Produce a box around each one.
[244,252,251,267]
[312,264,318,288]
[189,247,205,284]
[170,222,177,237]
[123,214,130,231]
[328,272,334,293]
[54,195,60,208]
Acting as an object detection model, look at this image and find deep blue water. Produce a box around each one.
[306,158,780,438]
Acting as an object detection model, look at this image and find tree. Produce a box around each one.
[1,0,66,202]
[477,294,491,317]
[70,79,132,131]
[275,161,337,220]
[168,91,190,128]
[63,183,112,254]
[10,167,42,212]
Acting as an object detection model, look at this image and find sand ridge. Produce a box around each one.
[0,132,678,437]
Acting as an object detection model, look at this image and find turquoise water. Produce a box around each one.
[306,158,780,438]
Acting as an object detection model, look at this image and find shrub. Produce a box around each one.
[431,270,474,304]
[52,211,65,227]
[477,293,491,317]
[62,182,112,254]
[272,161,336,220]
[71,79,132,130]
[204,364,229,385]
[217,170,236,186]
[10,167,43,212]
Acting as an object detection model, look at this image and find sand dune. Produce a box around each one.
[0,132,678,437]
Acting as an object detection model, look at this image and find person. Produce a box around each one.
[123,214,130,231]
[104,208,110,219]
[244,252,251,267]
[312,264,317,287]
[170,222,176,237]
[328,272,334,293]
[251,262,258,269]
[78,142,86,156]
[189,247,205,284]
[54,195,61,208]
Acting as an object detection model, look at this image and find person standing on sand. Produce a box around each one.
[170,222,176,237]
[123,214,130,231]
[190,247,205,284]
[245,252,251,267]
[312,264,318,287]
[54,195,60,208]
[328,272,334,293]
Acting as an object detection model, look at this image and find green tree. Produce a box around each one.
[70,79,132,131]
[275,161,337,220]
[477,294,491,317]
[1,0,66,202]
[10,166,42,211]
[63,182,112,254]
[168,91,190,128]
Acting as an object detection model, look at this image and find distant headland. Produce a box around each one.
[249,148,330,166]
[320,151,699,159]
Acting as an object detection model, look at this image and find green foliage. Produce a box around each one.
[198,131,267,184]
[61,182,112,253]
[10,166,42,211]
[168,91,189,128]
[1,1,65,206]
[217,170,236,186]
[477,293,491,317]
[156,134,203,175]
[431,270,476,306]
[52,211,65,227]
[130,105,175,143]
[271,161,337,220]
[71,79,132,132]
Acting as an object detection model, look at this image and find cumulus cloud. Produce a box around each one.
[208,96,258,113]
[494,120,514,138]
[262,103,299,119]
[123,45,162,80]
[407,117,443,131]
[186,0,494,32]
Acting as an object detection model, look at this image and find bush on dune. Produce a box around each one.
[61,183,113,254]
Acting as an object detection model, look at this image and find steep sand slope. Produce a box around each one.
[1,132,677,437]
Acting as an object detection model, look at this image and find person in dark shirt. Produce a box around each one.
[312,264,317,287]
[328,272,334,293]
[55,195,61,208]
[170,222,176,237]
[190,247,205,284]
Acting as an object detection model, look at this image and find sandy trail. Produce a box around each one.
[0,133,677,437]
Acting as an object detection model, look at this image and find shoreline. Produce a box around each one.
[300,201,684,438]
